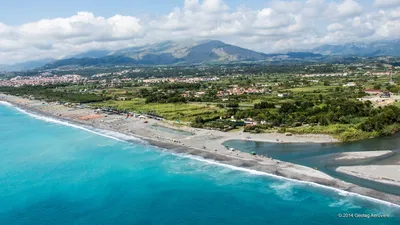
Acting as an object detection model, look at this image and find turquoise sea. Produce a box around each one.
[0,103,399,225]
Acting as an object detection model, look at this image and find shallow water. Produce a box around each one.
[224,135,400,195]
[0,104,399,225]
[225,136,400,163]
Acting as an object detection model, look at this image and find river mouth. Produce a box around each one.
[223,134,400,196]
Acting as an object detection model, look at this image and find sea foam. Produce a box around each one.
[167,152,400,208]
[3,101,399,209]
[1,101,145,144]
[0,101,12,107]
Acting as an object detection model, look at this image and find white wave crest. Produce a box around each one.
[270,182,295,200]
[329,199,361,209]
[92,128,146,144]
[168,152,400,208]
[4,102,400,209]
[0,101,13,106]
[10,104,145,145]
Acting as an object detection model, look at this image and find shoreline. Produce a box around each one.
[1,94,400,206]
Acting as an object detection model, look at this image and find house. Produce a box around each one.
[243,120,253,125]
[194,92,205,97]
[278,93,289,98]
[243,118,255,125]
[117,97,127,101]
[380,91,391,98]
[364,89,382,95]
[343,82,356,87]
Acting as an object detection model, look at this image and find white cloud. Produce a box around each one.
[337,0,363,17]
[254,8,295,29]
[269,0,304,13]
[201,0,229,12]
[327,23,344,32]
[107,15,142,39]
[389,7,400,18]
[374,0,400,8]
[184,0,199,10]
[0,12,143,63]
[18,12,141,43]
[0,0,399,64]
[302,0,325,17]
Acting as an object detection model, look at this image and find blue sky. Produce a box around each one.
[1,0,179,25]
[1,0,269,25]
[1,0,378,25]
[0,0,399,64]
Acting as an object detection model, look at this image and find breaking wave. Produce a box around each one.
[3,101,399,209]
[2,101,145,144]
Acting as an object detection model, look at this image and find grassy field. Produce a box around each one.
[191,101,255,109]
[92,98,223,122]
[285,124,379,142]
[287,86,339,93]
[55,85,89,92]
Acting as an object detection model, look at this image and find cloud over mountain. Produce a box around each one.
[0,0,399,64]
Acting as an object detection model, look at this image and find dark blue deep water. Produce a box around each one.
[0,103,399,225]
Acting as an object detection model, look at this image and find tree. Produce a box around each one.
[279,103,296,114]
[139,88,150,97]
[319,115,330,126]
[318,94,323,103]
[254,113,267,122]
[227,102,239,108]
[254,101,275,109]
[373,83,381,90]
[235,110,246,119]
[195,116,204,124]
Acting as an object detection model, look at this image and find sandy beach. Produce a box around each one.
[336,165,400,187]
[1,93,400,205]
[310,151,396,167]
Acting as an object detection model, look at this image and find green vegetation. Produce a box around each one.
[285,125,379,142]
[93,99,222,122]
[0,85,109,103]
[288,86,340,93]
[1,62,400,141]
[192,118,239,132]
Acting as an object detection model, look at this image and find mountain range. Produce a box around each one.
[1,39,399,71]
[43,40,324,69]
[311,40,400,57]
[0,58,55,72]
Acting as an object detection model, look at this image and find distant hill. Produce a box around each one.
[0,58,54,72]
[44,40,323,69]
[44,56,139,69]
[110,40,269,63]
[69,50,112,59]
[312,40,400,57]
[4,39,400,71]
